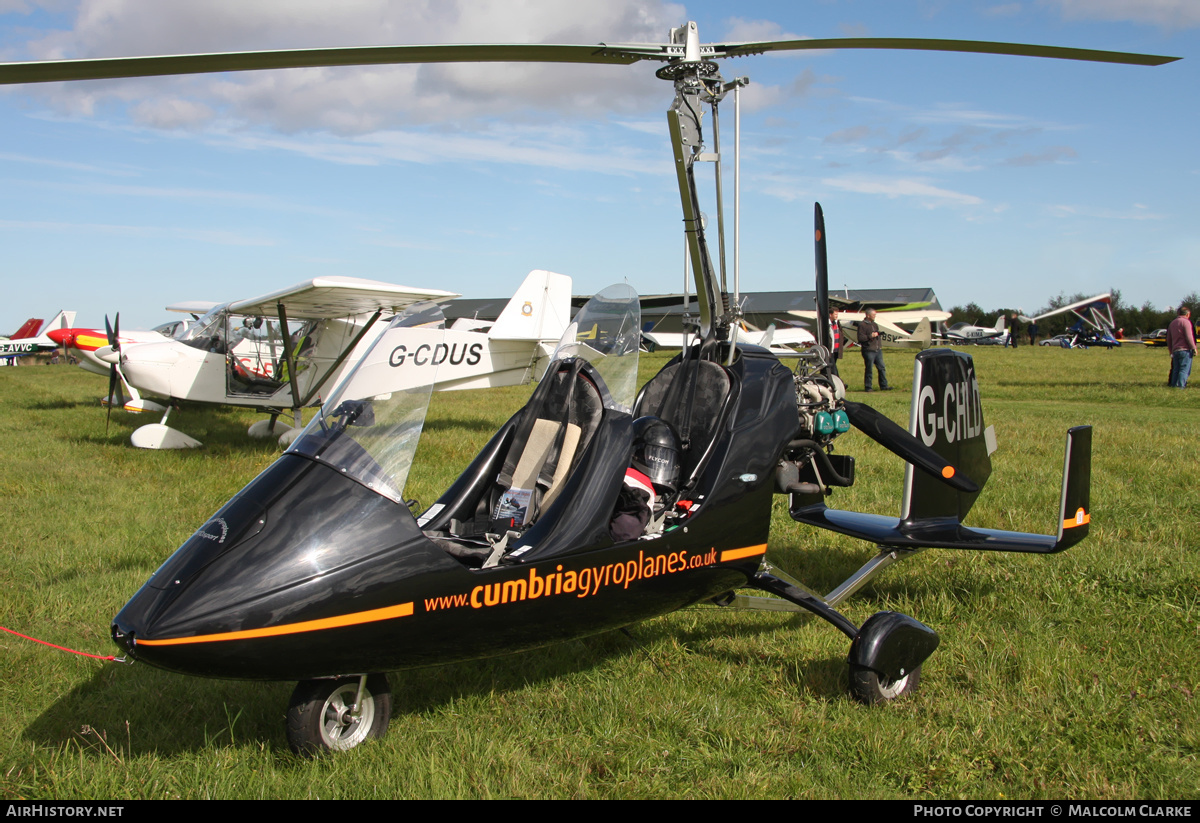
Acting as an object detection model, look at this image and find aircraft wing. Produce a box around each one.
[1031,293,1112,323]
[229,277,460,320]
[165,301,221,316]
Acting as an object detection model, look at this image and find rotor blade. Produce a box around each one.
[718,37,1179,66]
[0,35,1177,86]
[843,400,979,493]
[0,42,652,85]
[814,203,831,354]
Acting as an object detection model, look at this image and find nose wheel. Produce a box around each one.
[286,674,392,754]
[849,663,921,704]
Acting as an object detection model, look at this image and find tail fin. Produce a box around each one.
[1054,426,1092,551]
[901,349,995,523]
[994,315,1006,332]
[9,318,43,339]
[488,270,572,342]
[910,317,932,349]
[42,311,77,334]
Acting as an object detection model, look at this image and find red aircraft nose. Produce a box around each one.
[46,328,74,347]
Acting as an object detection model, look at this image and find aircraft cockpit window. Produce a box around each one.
[548,283,641,413]
[223,315,320,398]
[287,303,445,504]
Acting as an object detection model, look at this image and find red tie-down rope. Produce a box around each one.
[1,625,128,662]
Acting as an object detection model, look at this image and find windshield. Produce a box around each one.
[549,283,640,411]
[286,303,445,503]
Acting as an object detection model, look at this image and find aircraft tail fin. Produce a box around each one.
[1053,426,1092,551]
[488,270,572,342]
[910,317,932,349]
[901,348,994,523]
[40,311,76,337]
[994,315,1006,332]
[9,318,43,339]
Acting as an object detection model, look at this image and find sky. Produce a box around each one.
[0,0,1197,332]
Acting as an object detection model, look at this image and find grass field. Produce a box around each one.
[0,344,1196,799]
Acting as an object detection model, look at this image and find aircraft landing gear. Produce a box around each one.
[286,673,392,755]
[849,663,921,704]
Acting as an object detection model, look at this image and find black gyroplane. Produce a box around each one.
[0,23,1172,753]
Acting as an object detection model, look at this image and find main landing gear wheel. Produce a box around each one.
[286,674,392,754]
[848,664,921,705]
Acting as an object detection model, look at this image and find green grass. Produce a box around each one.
[0,346,1196,799]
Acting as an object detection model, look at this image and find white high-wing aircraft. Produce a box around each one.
[789,310,942,349]
[643,322,815,356]
[100,270,571,449]
[940,316,1007,344]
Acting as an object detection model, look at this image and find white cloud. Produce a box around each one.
[982,3,1023,18]
[822,175,983,205]
[1046,203,1165,220]
[0,150,137,175]
[721,17,805,44]
[0,217,273,244]
[14,0,688,133]
[1044,0,1200,29]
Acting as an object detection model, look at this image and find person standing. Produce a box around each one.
[828,307,843,377]
[1028,321,1038,346]
[1008,313,1022,348]
[857,308,890,392]
[1167,305,1196,388]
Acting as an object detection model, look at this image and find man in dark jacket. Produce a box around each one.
[857,308,891,392]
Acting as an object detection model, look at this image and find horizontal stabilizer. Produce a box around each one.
[793,425,1091,554]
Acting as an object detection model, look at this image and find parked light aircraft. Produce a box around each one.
[98,270,571,449]
[1025,293,1122,348]
[0,311,76,362]
[47,323,179,412]
[0,21,1172,753]
[940,316,1007,344]
[790,309,940,350]
[643,321,815,355]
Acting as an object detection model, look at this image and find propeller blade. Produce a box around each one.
[814,203,831,356]
[105,365,118,433]
[842,400,979,494]
[104,313,115,349]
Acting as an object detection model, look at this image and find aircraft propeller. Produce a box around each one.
[103,313,125,432]
[812,203,977,494]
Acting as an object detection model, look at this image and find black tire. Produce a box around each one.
[286,674,392,755]
[848,664,920,705]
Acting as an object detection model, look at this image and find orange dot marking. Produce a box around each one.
[815,230,822,241]
[941,466,955,479]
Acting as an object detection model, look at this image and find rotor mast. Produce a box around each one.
[662,22,735,345]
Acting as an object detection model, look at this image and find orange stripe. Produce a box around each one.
[136,602,414,647]
[1062,508,1091,529]
[720,544,767,562]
